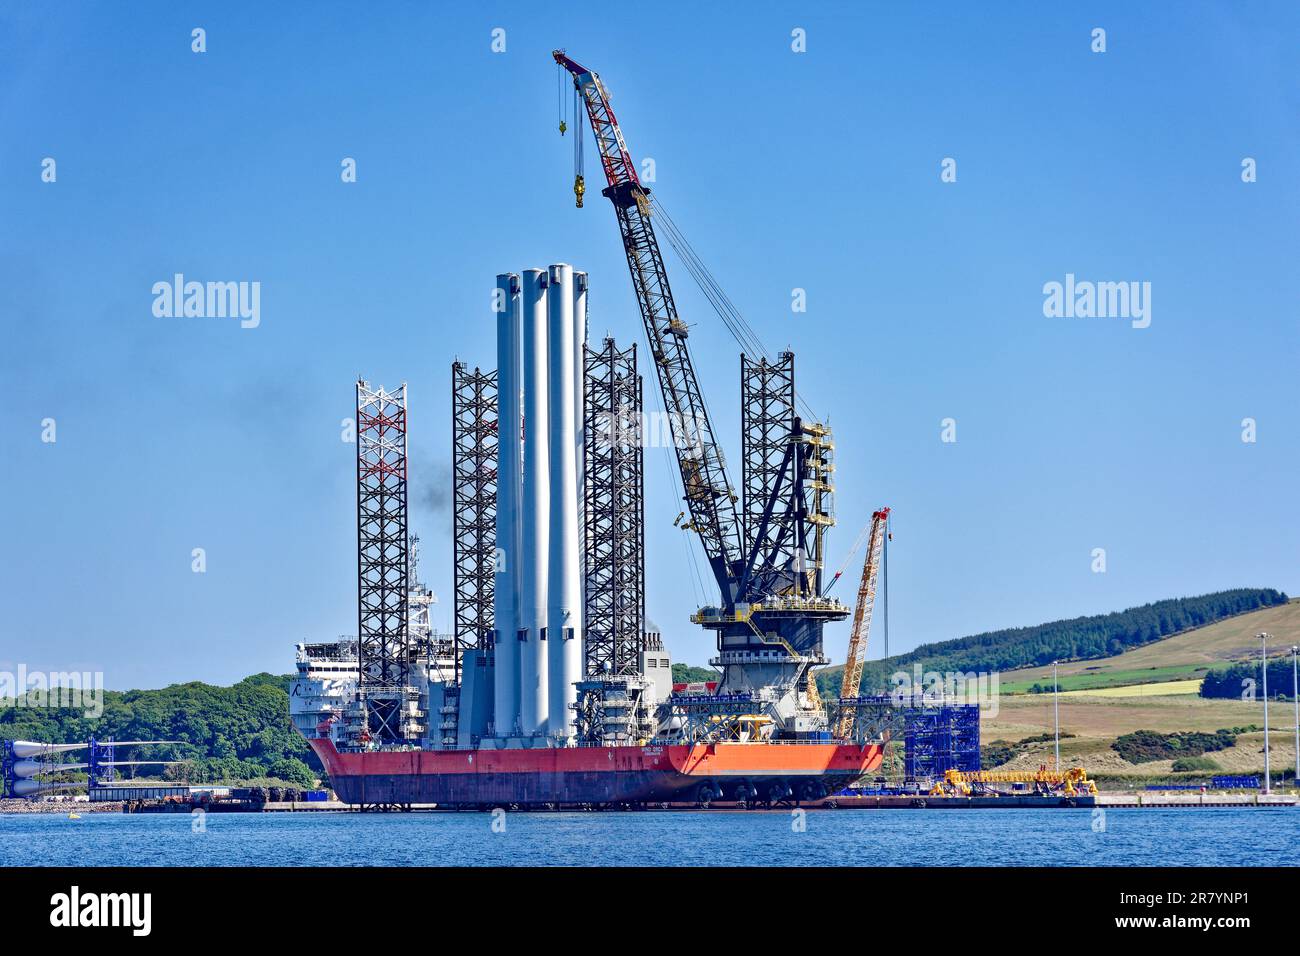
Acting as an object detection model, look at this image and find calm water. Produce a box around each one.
[1,808,1295,867]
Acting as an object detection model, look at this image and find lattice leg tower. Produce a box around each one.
[451,363,498,676]
[740,352,796,581]
[583,338,644,677]
[356,380,415,743]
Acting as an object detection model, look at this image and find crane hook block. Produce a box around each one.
[574,174,585,208]
[559,119,567,135]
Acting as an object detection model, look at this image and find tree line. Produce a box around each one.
[0,673,319,788]
[1201,659,1300,700]
[817,588,1287,696]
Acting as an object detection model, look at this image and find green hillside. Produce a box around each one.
[814,588,1288,699]
[0,673,318,787]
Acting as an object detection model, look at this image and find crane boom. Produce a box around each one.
[554,51,744,599]
[834,507,890,738]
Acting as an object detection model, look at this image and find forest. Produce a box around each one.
[0,673,319,788]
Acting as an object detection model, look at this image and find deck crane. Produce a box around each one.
[834,507,890,739]
[554,51,849,738]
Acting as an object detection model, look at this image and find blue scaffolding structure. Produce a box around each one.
[836,695,982,779]
[902,704,981,778]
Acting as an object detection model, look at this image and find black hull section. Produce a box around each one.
[334,770,692,806]
[331,770,865,807]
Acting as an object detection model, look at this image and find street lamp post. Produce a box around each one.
[1053,660,1060,772]
[1260,633,1271,795]
[1292,646,1298,788]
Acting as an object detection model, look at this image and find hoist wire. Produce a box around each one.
[650,196,821,422]
[659,439,707,607]
[882,517,890,660]
[824,520,872,595]
[573,87,584,176]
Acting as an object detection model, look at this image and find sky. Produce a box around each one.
[2,2,1297,689]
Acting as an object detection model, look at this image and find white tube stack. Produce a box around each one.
[546,265,584,739]
[573,271,588,503]
[517,269,550,735]
[573,271,588,673]
[492,273,522,737]
[491,264,588,744]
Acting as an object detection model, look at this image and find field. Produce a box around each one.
[999,599,1300,693]
[979,687,1297,784]
[963,601,1300,785]
[836,601,1300,786]
[1055,679,1202,698]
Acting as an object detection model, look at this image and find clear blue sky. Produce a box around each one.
[2,2,1296,689]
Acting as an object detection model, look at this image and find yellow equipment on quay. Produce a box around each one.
[931,766,1098,797]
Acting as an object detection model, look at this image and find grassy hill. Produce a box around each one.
[998,599,1300,694]
[813,588,1289,700]
[808,591,1297,786]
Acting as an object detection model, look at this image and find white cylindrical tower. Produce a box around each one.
[574,271,588,447]
[573,270,589,677]
[546,264,583,740]
[518,268,550,735]
[492,273,522,738]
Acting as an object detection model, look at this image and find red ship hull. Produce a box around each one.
[309,737,883,807]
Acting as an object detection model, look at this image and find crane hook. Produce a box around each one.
[574,174,585,208]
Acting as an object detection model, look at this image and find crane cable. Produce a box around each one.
[659,438,708,607]
[573,87,584,178]
[881,514,890,660]
[557,63,567,135]
[650,196,821,424]
[824,520,872,596]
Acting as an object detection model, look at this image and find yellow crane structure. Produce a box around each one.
[930,766,1098,797]
[832,507,890,739]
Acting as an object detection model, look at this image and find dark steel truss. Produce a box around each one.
[583,338,645,677]
[356,380,411,742]
[740,352,799,597]
[451,362,498,668]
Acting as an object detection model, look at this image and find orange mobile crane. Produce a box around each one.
[833,507,890,739]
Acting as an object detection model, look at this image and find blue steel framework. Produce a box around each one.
[1,740,13,797]
[903,705,981,778]
[837,696,981,779]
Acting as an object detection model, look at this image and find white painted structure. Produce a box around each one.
[517,268,551,735]
[546,264,585,739]
[492,273,523,736]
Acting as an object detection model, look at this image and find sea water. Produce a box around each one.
[1,807,1295,867]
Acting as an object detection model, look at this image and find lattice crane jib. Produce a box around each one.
[554,50,743,601]
[834,507,890,739]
